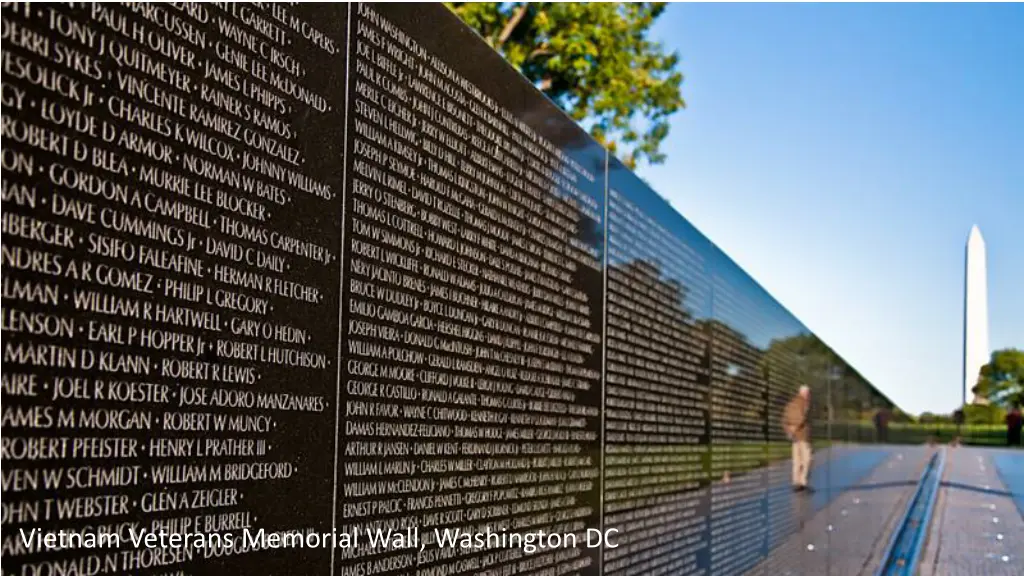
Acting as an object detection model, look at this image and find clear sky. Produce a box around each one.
[640,3,1023,415]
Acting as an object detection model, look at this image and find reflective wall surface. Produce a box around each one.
[1,3,897,576]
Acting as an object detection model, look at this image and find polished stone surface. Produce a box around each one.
[751,445,932,576]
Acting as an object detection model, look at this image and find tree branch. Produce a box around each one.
[528,46,552,60]
[496,3,529,49]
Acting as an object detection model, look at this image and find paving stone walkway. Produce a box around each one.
[709,445,885,575]
[919,447,1024,576]
[992,450,1024,519]
[747,445,933,576]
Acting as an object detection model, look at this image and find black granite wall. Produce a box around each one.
[1,3,895,576]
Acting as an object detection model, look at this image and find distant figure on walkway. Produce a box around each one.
[874,407,891,443]
[1007,404,1022,446]
[783,385,813,492]
[949,408,965,448]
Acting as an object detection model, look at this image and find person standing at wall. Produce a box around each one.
[874,407,891,443]
[1007,404,1023,446]
[783,385,814,492]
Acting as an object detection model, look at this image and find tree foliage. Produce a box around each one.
[974,348,1024,408]
[917,411,953,424]
[962,403,1008,425]
[445,2,684,169]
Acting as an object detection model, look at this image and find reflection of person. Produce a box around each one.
[783,385,813,492]
[873,408,891,443]
[1007,404,1022,446]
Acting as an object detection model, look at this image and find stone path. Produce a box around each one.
[747,445,934,576]
[919,447,1024,576]
[711,445,894,575]
[992,450,1024,518]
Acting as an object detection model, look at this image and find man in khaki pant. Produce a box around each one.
[783,385,813,492]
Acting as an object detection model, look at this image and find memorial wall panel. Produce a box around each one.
[706,250,770,575]
[763,332,808,551]
[2,3,347,574]
[335,4,605,576]
[1,3,898,576]
[604,159,712,576]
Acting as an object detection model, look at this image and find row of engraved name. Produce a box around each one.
[607,286,694,332]
[352,172,593,284]
[2,486,244,527]
[2,78,300,168]
[1,285,292,335]
[2,178,310,281]
[606,399,704,422]
[0,147,288,227]
[3,313,326,370]
[606,350,705,383]
[607,265,705,313]
[352,95,590,245]
[346,383,591,417]
[607,332,705,373]
[346,283,593,362]
[12,2,327,124]
[357,4,591,190]
[352,104,592,258]
[608,211,705,274]
[0,82,328,198]
[2,190,330,272]
[349,167,587,289]
[605,364,707,397]
[1,408,277,434]
[347,222,591,318]
[7,380,324,414]
[353,20,597,214]
[353,74,598,246]
[607,238,704,296]
[3,244,321,312]
[345,399,593,427]
[607,302,700,349]
[605,393,707,416]
[345,325,587,371]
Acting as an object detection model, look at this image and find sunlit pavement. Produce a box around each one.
[749,446,933,576]
[709,445,893,574]
[741,446,1024,576]
[919,447,1024,576]
[992,451,1024,519]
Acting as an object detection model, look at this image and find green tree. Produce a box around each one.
[917,411,952,424]
[445,2,684,169]
[962,403,1007,425]
[973,348,1024,408]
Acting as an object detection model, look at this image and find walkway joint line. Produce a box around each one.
[876,447,946,576]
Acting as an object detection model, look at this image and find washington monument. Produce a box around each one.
[963,225,990,405]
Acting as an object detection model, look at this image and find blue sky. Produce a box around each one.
[640,3,1023,414]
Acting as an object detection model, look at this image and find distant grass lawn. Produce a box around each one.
[832,421,1022,449]
[608,423,1019,494]
[889,422,1020,447]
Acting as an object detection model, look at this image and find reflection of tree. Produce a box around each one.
[607,255,700,332]
[701,318,767,425]
[605,256,705,410]
[762,335,832,396]
[760,334,897,429]
[605,249,899,444]
[604,255,713,492]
